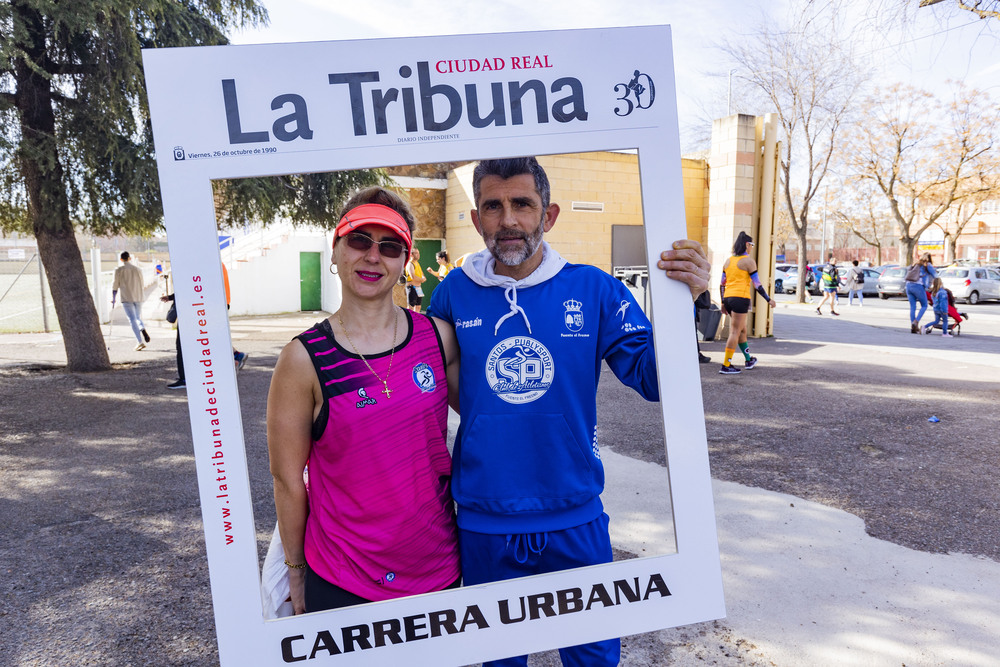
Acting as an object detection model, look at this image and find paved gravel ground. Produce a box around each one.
[1,302,998,666]
[600,340,1000,563]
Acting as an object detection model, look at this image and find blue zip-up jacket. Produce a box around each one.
[427,242,659,534]
[933,287,949,314]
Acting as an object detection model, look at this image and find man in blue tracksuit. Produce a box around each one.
[427,157,710,667]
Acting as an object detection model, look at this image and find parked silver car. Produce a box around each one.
[877,266,907,299]
[780,266,816,294]
[939,266,1000,304]
[836,267,880,296]
[774,267,790,293]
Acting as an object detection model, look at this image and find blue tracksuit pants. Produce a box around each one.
[460,513,620,667]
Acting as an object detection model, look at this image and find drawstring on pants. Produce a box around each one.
[506,532,549,564]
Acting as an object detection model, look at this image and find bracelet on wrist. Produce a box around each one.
[284,559,306,569]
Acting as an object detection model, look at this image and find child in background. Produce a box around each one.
[923,277,952,337]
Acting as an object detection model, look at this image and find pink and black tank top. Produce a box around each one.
[298,310,459,601]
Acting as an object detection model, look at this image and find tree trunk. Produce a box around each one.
[14,2,111,372]
[943,234,955,264]
[795,228,809,303]
[33,229,112,372]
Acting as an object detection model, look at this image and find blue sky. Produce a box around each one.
[231,0,1000,150]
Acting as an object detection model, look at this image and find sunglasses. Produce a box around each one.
[344,232,406,259]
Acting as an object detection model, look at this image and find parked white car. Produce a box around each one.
[938,266,1000,304]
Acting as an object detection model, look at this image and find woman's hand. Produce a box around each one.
[289,567,307,615]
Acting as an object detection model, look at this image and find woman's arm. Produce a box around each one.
[266,339,319,614]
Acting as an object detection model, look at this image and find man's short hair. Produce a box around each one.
[120,251,130,261]
[472,157,551,210]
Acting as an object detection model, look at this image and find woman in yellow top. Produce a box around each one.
[426,250,454,280]
[719,231,777,375]
[404,247,426,313]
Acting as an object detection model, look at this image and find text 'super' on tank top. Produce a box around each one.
[297,312,459,601]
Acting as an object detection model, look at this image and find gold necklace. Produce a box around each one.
[337,308,399,399]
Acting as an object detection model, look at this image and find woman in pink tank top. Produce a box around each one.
[267,187,461,614]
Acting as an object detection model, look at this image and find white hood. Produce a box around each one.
[460,241,568,335]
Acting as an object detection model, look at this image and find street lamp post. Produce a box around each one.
[728,68,737,116]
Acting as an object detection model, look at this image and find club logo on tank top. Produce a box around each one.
[485,337,554,404]
[355,387,377,409]
[412,362,436,393]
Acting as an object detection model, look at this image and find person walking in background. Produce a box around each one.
[905,252,937,333]
[426,250,453,280]
[815,258,840,316]
[847,260,865,307]
[160,292,185,389]
[404,247,427,313]
[922,277,953,337]
[695,289,712,363]
[221,263,249,370]
[719,231,777,374]
[112,251,150,350]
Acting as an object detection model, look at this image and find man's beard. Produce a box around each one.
[485,219,544,267]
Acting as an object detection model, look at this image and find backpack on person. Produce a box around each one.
[904,263,922,282]
[822,266,838,288]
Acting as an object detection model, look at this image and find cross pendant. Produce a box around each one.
[381,382,393,399]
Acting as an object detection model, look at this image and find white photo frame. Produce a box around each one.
[142,26,723,666]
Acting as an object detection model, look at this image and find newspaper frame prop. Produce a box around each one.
[142,25,723,666]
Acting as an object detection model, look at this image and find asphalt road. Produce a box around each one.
[1,295,998,666]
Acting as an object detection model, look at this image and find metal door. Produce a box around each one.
[299,252,322,311]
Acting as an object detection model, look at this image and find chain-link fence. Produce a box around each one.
[0,253,60,334]
[1,240,169,334]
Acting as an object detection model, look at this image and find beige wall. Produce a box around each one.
[707,114,760,291]
[681,157,709,247]
[444,152,647,273]
[444,162,484,262]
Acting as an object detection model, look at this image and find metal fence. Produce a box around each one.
[0,253,60,334]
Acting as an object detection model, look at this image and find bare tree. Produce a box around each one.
[844,82,997,264]
[830,180,897,265]
[773,193,797,258]
[919,0,1000,20]
[938,174,1000,262]
[724,1,868,301]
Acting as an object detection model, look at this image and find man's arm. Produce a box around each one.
[605,330,659,401]
[656,239,710,301]
[431,317,461,413]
